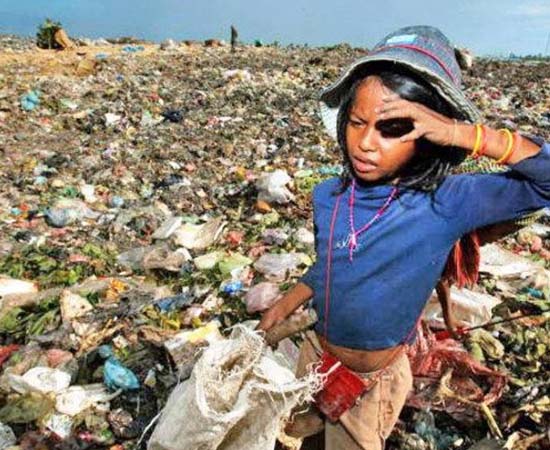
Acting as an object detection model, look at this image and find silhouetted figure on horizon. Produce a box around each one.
[231,25,238,52]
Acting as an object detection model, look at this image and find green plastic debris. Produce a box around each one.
[0,393,55,424]
[194,251,225,271]
[218,253,252,276]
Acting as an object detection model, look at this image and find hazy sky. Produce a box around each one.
[1,0,549,56]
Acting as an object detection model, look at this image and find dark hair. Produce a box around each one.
[335,65,466,193]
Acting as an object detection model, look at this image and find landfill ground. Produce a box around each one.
[0,34,549,450]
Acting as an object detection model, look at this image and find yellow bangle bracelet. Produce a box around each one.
[471,124,483,157]
[496,128,514,164]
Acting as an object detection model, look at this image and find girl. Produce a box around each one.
[258,26,550,450]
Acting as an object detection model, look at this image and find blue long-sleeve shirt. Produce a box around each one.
[301,139,550,350]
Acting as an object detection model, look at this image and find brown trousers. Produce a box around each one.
[293,333,413,450]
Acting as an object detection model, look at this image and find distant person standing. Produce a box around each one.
[231,25,238,52]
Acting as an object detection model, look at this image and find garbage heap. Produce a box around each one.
[0,36,549,450]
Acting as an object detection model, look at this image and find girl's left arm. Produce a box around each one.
[378,94,541,164]
[377,96,550,231]
[445,136,550,232]
[453,123,541,165]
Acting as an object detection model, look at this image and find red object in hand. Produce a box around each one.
[314,352,367,422]
[434,327,467,340]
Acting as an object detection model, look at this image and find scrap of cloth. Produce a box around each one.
[301,138,550,350]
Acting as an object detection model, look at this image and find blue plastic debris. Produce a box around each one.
[98,345,140,391]
[122,45,145,53]
[155,293,192,312]
[221,280,243,295]
[521,287,545,299]
[95,53,109,60]
[44,208,73,228]
[109,196,125,208]
[34,176,48,185]
[20,90,40,111]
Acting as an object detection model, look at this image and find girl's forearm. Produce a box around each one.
[276,282,314,315]
[455,123,541,165]
[257,282,314,332]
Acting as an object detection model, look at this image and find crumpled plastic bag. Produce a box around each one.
[20,90,40,111]
[0,277,37,298]
[218,253,252,276]
[423,287,501,329]
[479,243,545,278]
[6,367,71,395]
[56,384,119,416]
[194,251,225,270]
[172,217,226,250]
[256,170,295,204]
[253,253,305,281]
[99,346,140,391]
[44,198,100,228]
[245,282,281,313]
[59,289,93,323]
[466,329,505,361]
[406,323,507,423]
[0,421,16,448]
[142,247,190,272]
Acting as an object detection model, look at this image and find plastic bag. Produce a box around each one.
[0,277,37,297]
[253,253,305,281]
[56,384,119,416]
[7,367,71,395]
[0,421,16,448]
[172,217,225,250]
[406,323,506,423]
[44,198,99,228]
[256,170,295,204]
[99,346,140,391]
[423,287,501,329]
[245,282,281,313]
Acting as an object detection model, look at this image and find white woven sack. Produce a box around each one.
[148,326,320,450]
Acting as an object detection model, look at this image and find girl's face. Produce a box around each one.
[346,76,416,183]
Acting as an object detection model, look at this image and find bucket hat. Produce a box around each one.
[319,25,481,139]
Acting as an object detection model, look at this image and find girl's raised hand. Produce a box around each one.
[376,94,457,147]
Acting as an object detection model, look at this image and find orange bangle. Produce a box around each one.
[496,129,514,164]
[499,131,521,165]
[471,124,483,158]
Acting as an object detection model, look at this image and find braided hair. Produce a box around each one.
[335,66,466,194]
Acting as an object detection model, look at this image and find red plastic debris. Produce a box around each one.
[0,344,20,367]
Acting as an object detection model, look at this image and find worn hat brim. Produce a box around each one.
[319,50,481,140]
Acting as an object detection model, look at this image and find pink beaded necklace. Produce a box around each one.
[347,179,399,262]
